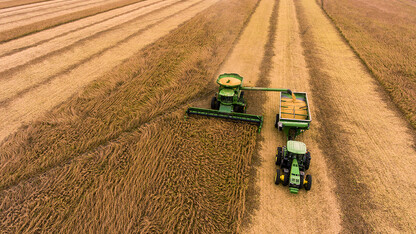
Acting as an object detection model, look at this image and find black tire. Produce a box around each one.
[274,169,280,185]
[275,147,282,166]
[240,91,245,99]
[299,174,304,189]
[305,174,312,191]
[275,114,280,128]
[304,152,311,171]
[282,171,290,186]
[211,97,219,110]
[234,105,245,113]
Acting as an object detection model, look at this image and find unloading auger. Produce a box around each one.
[186,73,293,132]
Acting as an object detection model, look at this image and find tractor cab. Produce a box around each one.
[287,140,307,155]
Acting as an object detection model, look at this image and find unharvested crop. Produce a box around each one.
[0,0,147,42]
[319,0,416,128]
[0,0,259,232]
[0,114,257,232]
[0,0,51,9]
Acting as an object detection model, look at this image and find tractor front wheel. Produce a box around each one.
[274,169,280,185]
[234,105,245,113]
[211,97,220,110]
[305,174,312,191]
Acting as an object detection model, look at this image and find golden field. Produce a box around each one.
[1,0,415,232]
[320,0,416,129]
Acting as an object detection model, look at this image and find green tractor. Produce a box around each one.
[274,92,313,193]
[275,141,312,193]
[187,73,293,132]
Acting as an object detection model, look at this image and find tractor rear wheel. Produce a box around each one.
[305,174,312,191]
[274,169,280,185]
[282,171,290,186]
[211,97,219,110]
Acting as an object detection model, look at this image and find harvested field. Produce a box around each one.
[0,0,219,142]
[320,0,416,129]
[0,0,52,10]
[295,0,416,232]
[226,0,341,232]
[0,0,153,42]
[1,0,416,232]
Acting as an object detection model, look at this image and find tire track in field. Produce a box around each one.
[0,0,163,57]
[0,0,111,28]
[296,0,416,232]
[0,0,167,72]
[219,0,340,232]
[245,0,341,232]
[0,0,218,143]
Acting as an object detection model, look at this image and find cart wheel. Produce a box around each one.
[305,175,312,191]
[282,171,290,186]
[304,152,311,170]
[299,174,304,189]
[211,97,219,110]
[274,169,280,185]
[275,114,280,128]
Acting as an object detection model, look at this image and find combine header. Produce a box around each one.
[186,73,292,132]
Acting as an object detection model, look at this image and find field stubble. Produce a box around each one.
[0,0,52,10]
[320,0,416,129]
[0,0,147,42]
[0,0,216,143]
[0,0,260,232]
[296,0,416,232]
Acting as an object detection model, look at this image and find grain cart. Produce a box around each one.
[274,92,313,193]
[186,73,293,132]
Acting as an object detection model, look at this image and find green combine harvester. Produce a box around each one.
[186,73,292,132]
[274,91,313,193]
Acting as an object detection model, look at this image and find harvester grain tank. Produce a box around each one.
[186,73,293,132]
